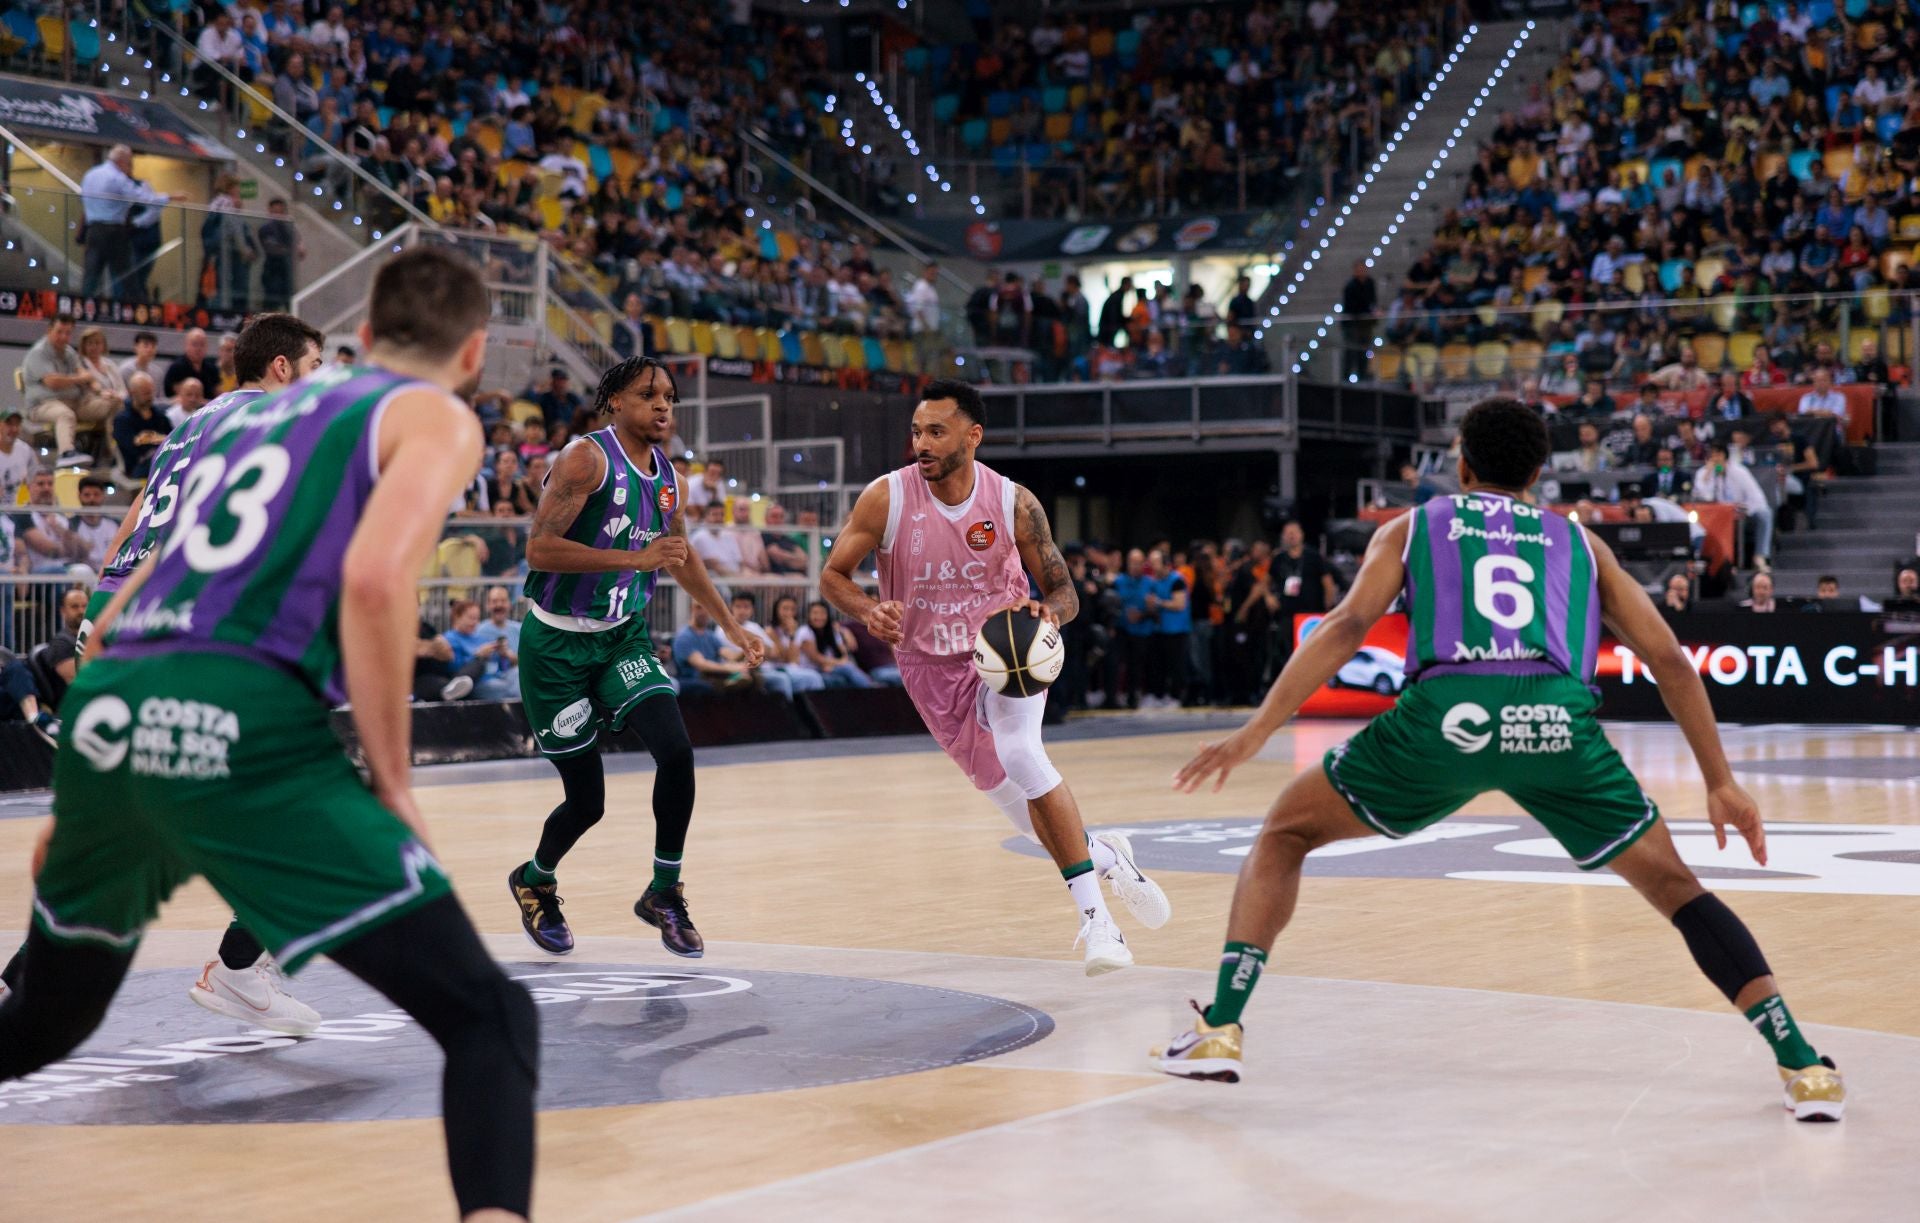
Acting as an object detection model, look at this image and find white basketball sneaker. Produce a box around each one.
[189,954,322,1036]
[1094,832,1171,930]
[1075,912,1133,976]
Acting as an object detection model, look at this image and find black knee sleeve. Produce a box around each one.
[1671,893,1771,1003]
[626,694,695,857]
[0,926,135,1080]
[534,748,607,870]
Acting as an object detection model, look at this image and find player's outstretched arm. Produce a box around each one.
[821,478,902,644]
[341,388,483,842]
[1013,484,1078,626]
[662,507,763,668]
[1590,530,1766,864]
[1176,515,1409,793]
[523,440,688,574]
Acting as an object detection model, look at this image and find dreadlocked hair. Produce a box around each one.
[592,356,679,415]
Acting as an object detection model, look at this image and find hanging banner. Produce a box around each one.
[0,72,234,160]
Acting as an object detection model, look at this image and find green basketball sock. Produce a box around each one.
[651,851,684,893]
[1205,942,1268,1027]
[1060,859,1095,883]
[1745,994,1820,1069]
[521,857,557,887]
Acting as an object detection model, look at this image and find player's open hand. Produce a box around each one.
[1706,781,1766,866]
[634,537,691,571]
[725,621,765,668]
[866,600,905,644]
[1012,598,1058,626]
[1173,725,1266,794]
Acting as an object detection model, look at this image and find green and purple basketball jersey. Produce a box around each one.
[104,365,438,702]
[523,428,679,624]
[1401,490,1599,685]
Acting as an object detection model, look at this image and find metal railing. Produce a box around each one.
[1276,289,1920,399]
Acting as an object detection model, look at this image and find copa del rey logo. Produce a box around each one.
[965,520,997,551]
[657,482,676,515]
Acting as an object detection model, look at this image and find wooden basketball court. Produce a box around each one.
[4,716,1917,1220]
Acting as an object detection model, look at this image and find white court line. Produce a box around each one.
[627,1081,1176,1221]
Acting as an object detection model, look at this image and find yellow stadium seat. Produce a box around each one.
[1617,158,1649,185]
[1474,305,1498,329]
[1693,257,1726,290]
[1862,287,1891,324]
[436,537,484,603]
[666,317,694,354]
[822,333,848,369]
[1089,29,1114,56]
[1373,344,1404,381]
[799,331,828,366]
[1883,326,1908,363]
[1708,295,1738,331]
[1044,113,1072,142]
[1897,214,1920,240]
[36,15,65,58]
[733,327,759,359]
[755,327,781,363]
[775,231,799,261]
[690,320,716,356]
[1437,344,1473,381]
[842,337,867,371]
[1755,151,1786,182]
[1508,339,1545,376]
[1403,344,1439,381]
[989,117,1012,146]
[1881,247,1912,281]
[507,399,542,426]
[609,147,638,182]
[1068,85,1088,111]
[1728,332,1762,370]
[1621,261,1647,294]
[884,339,913,373]
[1529,300,1563,336]
[1472,342,1509,379]
[1522,265,1548,294]
[712,324,739,359]
[1690,332,1727,371]
[53,469,81,507]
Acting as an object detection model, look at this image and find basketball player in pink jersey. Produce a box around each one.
[822,380,1171,974]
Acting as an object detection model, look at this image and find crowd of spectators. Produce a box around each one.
[1378,0,1919,393]
[907,0,1460,218]
[965,270,1271,381]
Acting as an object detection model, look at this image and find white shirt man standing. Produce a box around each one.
[1691,442,1774,571]
[907,263,943,369]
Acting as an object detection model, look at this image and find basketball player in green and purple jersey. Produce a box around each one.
[0,247,539,1220]
[1154,397,1844,1123]
[506,356,763,960]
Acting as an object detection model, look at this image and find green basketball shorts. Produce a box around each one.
[1323,672,1659,870]
[39,652,451,972]
[518,611,676,757]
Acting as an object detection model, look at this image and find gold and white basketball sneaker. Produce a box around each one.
[1780,1057,1845,1122]
[1094,832,1172,930]
[1075,912,1133,976]
[1153,1002,1244,1083]
[189,954,322,1037]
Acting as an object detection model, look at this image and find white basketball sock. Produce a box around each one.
[1087,833,1118,876]
[1067,870,1112,926]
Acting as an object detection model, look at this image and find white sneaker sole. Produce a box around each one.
[188,979,320,1037]
[1786,1095,1844,1122]
[1097,833,1171,930]
[1084,947,1133,976]
[1156,1056,1243,1083]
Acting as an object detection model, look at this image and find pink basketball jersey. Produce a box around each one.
[878,460,1031,663]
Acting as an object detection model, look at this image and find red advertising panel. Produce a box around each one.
[1293,613,1411,718]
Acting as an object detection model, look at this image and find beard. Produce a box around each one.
[919,449,966,482]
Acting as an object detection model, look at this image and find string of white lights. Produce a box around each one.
[1284,21,1537,378]
[849,70,975,215]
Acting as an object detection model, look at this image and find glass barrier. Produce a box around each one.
[0,184,300,314]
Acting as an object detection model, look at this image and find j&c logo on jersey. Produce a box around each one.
[71,695,132,771]
[1440,702,1492,753]
[965,520,997,551]
[552,698,593,739]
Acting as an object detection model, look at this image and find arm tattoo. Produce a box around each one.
[1016,485,1078,624]
[529,446,595,541]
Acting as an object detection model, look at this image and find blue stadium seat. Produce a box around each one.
[961,117,988,149]
[1042,86,1067,113]
[1788,148,1817,180]
[587,144,613,181]
[986,90,1014,117]
[931,45,951,81]
[1825,85,1843,118]
[1844,0,1868,16]
[67,18,98,64]
[759,230,780,260]
[1805,0,1834,26]
[1878,112,1903,144]
[2,9,41,49]
[862,337,887,370]
[1210,47,1231,70]
[933,93,960,123]
[377,106,394,128]
[1647,157,1683,189]
[1024,142,1049,163]
[903,47,927,75]
[1114,28,1140,62]
[1739,2,1764,26]
[992,143,1019,169]
[779,331,803,364]
[1658,259,1691,293]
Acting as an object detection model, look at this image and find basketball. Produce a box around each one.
[973,607,1065,696]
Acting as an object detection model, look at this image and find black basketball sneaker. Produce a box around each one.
[634,883,704,958]
[508,864,574,955]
